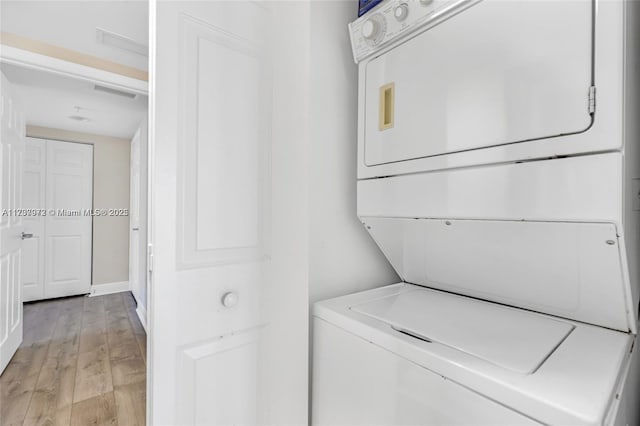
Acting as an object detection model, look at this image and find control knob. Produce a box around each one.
[394,4,409,21]
[362,18,380,39]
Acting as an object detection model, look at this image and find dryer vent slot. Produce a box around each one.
[379,83,395,131]
[391,325,432,343]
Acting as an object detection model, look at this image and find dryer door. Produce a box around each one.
[364,0,593,166]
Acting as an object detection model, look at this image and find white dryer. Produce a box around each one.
[350,0,636,178]
[312,0,640,425]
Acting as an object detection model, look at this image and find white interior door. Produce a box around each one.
[44,140,93,298]
[0,71,25,374]
[151,1,273,424]
[129,128,141,304]
[22,137,46,302]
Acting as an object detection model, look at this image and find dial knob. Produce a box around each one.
[221,291,238,308]
[362,19,379,39]
[394,4,409,21]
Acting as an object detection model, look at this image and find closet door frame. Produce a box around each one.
[22,137,46,302]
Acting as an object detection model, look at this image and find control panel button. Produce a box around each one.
[362,19,380,39]
[221,291,239,308]
[394,4,409,21]
[349,0,456,63]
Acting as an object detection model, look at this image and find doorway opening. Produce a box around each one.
[0,2,150,423]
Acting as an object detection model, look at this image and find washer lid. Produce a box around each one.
[351,287,574,374]
[361,218,633,332]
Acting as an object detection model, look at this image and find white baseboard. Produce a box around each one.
[136,304,147,332]
[90,281,130,297]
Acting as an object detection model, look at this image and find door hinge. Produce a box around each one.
[147,243,153,274]
[588,86,596,114]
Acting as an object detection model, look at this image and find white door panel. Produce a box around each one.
[152,2,271,424]
[177,329,260,425]
[129,128,140,306]
[22,138,46,301]
[44,140,92,298]
[129,118,148,318]
[0,72,25,375]
[364,0,593,166]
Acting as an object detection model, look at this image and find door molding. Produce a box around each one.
[175,13,271,270]
[176,327,263,424]
[0,44,148,96]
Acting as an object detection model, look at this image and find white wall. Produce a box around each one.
[260,5,398,423]
[309,1,399,305]
[307,2,399,419]
[258,2,311,423]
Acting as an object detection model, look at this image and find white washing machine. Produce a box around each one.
[312,0,640,425]
[314,284,633,425]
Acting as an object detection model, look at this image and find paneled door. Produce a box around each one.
[129,118,148,328]
[22,137,46,301]
[44,140,93,298]
[129,127,141,306]
[0,71,25,374]
[151,1,272,424]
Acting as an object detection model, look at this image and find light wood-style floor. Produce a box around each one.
[0,292,146,426]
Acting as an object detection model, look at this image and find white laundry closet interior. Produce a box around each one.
[2,1,640,425]
[313,0,640,425]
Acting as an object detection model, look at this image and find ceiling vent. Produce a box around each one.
[96,27,148,57]
[94,84,138,99]
[68,116,91,122]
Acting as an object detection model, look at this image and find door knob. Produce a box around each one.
[221,291,239,308]
[21,232,34,240]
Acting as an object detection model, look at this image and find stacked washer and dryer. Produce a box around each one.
[312,0,640,425]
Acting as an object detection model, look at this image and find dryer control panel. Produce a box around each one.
[348,0,479,63]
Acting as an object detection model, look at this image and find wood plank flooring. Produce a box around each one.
[0,292,146,426]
